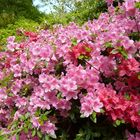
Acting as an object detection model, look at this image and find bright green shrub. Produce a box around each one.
[0,0,43,27]
[0,18,39,47]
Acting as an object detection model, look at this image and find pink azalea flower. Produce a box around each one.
[80,93,103,117]
[126,130,140,140]
[59,78,77,100]
[40,46,52,61]
[124,0,136,16]
[106,0,114,5]
[11,79,23,95]
[40,121,57,138]
[7,36,15,43]
[31,116,40,128]
[11,135,16,140]
[0,88,7,102]
[39,73,48,83]
[15,97,27,108]
[14,111,22,120]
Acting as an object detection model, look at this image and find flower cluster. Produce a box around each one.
[0,0,140,139]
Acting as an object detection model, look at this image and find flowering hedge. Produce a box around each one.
[0,0,140,139]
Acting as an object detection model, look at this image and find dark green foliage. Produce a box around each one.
[0,0,43,27]
[55,112,127,140]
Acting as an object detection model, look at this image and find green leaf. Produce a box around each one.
[45,135,50,140]
[100,109,105,113]
[111,47,128,59]
[35,109,41,117]
[25,112,30,119]
[80,114,85,118]
[85,133,91,140]
[28,123,32,129]
[24,127,28,134]
[20,115,25,121]
[37,131,42,138]
[8,93,14,97]
[110,49,118,54]
[70,112,77,123]
[71,38,77,46]
[138,74,140,80]
[40,114,48,121]
[124,93,131,100]
[92,112,96,118]
[105,42,112,48]
[45,110,52,115]
[50,133,57,139]
[118,46,128,59]
[85,47,92,52]
[113,123,117,127]
[0,135,8,140]
[32,129,36,137]
[16,134,19,140]
[0,73,13,87]
[135,2,140,9]
[93,132,101,137]
[10,121,19,129]
[57,92,62,99]
[129,32,140,41]
[115,120,121,126]
[120,50,128,59]
[91,34,97,38]
[78,55,84,60]
[121,119,125,124]
[90,112,97,123]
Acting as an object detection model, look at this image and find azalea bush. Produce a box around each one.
[0,0,140,139]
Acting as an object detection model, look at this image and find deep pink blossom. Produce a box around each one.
[40,121,57,137]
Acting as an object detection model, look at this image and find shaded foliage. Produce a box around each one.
[0,0,43,27]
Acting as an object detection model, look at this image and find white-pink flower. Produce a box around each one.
[31,116,40,128]
[41,121,57,138]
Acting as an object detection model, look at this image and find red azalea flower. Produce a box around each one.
[119,58,140,76]
[71,42,93,59]
[24,31,38,41]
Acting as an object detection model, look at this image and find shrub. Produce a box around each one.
[0,18,39,47]
[0,0,43,27]
[0,0,140,139]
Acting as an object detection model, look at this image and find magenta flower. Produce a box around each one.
[31,116,40,128]
[124,0,136,16]
[40,121,57,138]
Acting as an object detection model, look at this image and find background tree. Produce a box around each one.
[40,0,107,25]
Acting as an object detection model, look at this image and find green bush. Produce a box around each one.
[0,18,39,47]
[0,0,44,27]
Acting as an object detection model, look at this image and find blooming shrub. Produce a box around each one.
[0,0,140,139]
